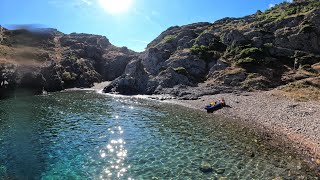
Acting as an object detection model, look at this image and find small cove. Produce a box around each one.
[0,90,317,179]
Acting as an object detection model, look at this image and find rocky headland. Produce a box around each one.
[0,27,136,98]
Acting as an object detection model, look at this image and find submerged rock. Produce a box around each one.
[215,168,226,174]
[199,162,213,173]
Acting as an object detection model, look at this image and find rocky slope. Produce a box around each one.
[0,27,136,98]
[104,0,320,99]
[1,0,319,99]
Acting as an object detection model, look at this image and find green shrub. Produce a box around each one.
[286,7,297,15]
[62,71,77,81]
[190,45,216,62]
[239,47,263,59]
[247,73,256,79]
[173,67,188,76]
[160,35,175,44]
[263,43,273,48]
[258,0,320,22]
[301,64,311,69]
[190,45,208,54]
[236,57,256,65]
[226,45,243,55]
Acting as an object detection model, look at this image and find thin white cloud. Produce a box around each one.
[269,3,275,8]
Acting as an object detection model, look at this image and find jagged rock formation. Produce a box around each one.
[104,0,320,98]
[0,28,136,98]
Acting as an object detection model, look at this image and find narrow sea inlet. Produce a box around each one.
[0,91,317,179]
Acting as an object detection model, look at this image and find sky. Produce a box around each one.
[0,0,291,52]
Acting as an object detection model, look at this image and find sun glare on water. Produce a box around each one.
[98,0,133,15]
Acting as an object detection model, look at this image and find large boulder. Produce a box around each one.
[140,48,170,75]
[101,50,136,80]
[17,67,46,94]
[165,50,207,81]
[154,67,192,89]
[207,60,229,79]
[59,58,101,88]
[103,59,151,95]
[41,62,64,92]
[0,64,46,97]
[221,30,248,46]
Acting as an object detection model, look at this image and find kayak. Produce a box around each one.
[205,102,223,113]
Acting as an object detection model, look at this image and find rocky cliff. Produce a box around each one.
[0,27,136,98]
[104,0,320,99]
[1,0,319,99]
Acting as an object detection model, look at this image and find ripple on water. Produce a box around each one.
[0,91,317,179]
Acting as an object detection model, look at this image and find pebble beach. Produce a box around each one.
[169,90,320,164]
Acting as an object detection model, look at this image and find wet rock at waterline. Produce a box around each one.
[199,162,213,173]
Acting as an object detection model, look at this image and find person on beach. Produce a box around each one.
[205,98,226,113]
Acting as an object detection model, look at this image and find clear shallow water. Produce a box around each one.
[0,91,317,179]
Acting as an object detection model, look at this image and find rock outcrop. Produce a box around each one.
[104,0,320,98]
[0,27,136,98]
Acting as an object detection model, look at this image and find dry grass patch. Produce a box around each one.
[0,45,51,65]
[224,67,245,75]
[279,80,320,101]
[312,63,320,73]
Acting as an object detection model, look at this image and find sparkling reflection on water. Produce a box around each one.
[99,115,128,179]
[0,91,317,179]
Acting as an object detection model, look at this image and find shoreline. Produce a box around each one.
[66,84,320,172]
[164,91,320,168]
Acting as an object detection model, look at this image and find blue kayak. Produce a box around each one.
[205,102,223,112]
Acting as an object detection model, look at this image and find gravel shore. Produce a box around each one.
[168,90,320,162]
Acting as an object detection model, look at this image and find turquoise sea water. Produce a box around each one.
[0,91,317,179]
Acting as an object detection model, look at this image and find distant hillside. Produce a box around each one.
[104,0,320,100]
[0,27,136,98]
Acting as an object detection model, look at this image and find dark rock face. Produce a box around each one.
[41,62,64,92]
[0,28,135,98]
[104,59,155,95]
[101,48,137,81]
[0,64,17,98]
[221,30,247,46]
[0,64,46,98]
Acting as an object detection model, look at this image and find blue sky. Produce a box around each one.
[1,0,290,52]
